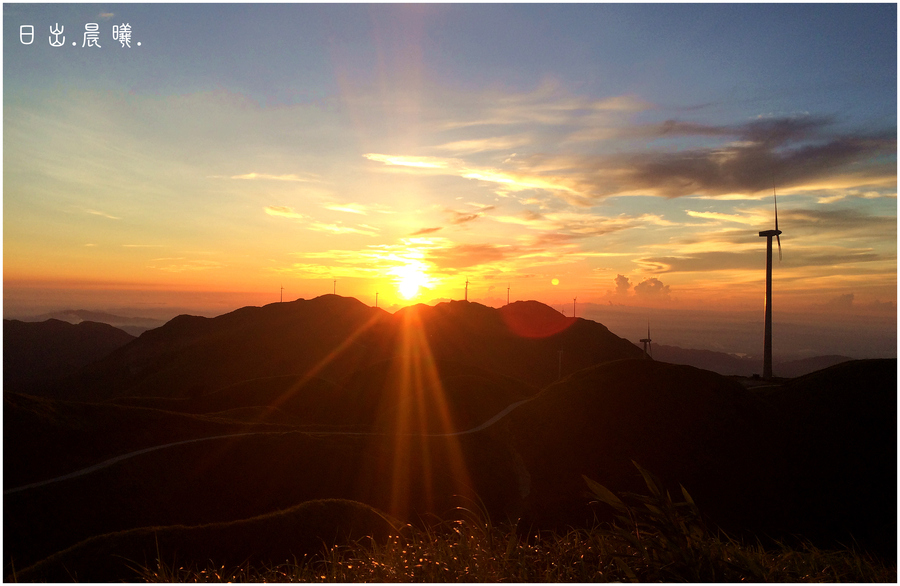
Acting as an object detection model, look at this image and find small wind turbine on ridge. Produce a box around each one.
[640,321,652,359]
[759,185,783,379]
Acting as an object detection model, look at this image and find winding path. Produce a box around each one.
[5,396,538,496]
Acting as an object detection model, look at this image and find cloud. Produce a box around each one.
[634,277,671,300]
[507,115,896,201]
[685,210,766,225]
[222,172,317,182]
[324,203,368,215]
[614,274,632,296]
[410,227,443,236]
[432,135,532,155]
[435,81,652,129]
[147,258,224,273]
[823,293,855,309]
[308,222,380,236]
[265,205,305,220]
[494,210,676,239]
[363,153,450,168]
[635,247,888,274]
[426,243,514,269]
[450,213,480,224]
[604,117,895,198]
[364,151,592,203]
[781,207,896,237]
[444,208,482,225]
[85,209,121,220]
[365,112,893,207]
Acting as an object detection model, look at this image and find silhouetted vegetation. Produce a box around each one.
[131,472,895,583]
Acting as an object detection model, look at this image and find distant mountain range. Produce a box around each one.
[3,319,135,394]
[17,309,165,336]
[652,344,853,378]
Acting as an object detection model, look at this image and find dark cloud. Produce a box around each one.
[410,226,443,236]
[618,117,896,197]
[782,208,896,237]
[522,115,896,199]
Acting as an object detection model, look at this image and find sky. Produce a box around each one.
[3,4,897,357]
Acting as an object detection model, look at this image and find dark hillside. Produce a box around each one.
[6,358,895,573]
[506,358,896,561]
[3,319,134,394]
[14,499,398,583]
[762,359,897,559]
[342,358,538,432]
[108,375,358,426]
[507,359,780,537]
[5,426,523,570]
[3,392,293,488]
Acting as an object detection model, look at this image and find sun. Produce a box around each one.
[396,264,430,300]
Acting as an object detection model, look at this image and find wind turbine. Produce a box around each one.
[759,187,782,379]
[640,322,652,359]
[573,296,577,318]
[465,278,469,301]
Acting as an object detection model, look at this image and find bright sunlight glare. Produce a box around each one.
[395,263,431,300]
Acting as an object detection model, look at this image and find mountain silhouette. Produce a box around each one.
[46,295,642,402]
[20,310,165,336]
[4,319,134,393]
[4,295,894,573]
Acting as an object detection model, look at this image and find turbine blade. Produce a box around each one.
[773,187,779,232]
[776,234,782,261]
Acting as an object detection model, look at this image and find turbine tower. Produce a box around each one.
[280,285,284,303]
[759,187,783,379]
[640,322,652,359]
[465,278,469,301]
[573,296,577,318]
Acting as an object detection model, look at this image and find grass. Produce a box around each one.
[136,465,895,582]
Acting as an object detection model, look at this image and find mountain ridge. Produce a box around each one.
[43,295,643,402]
